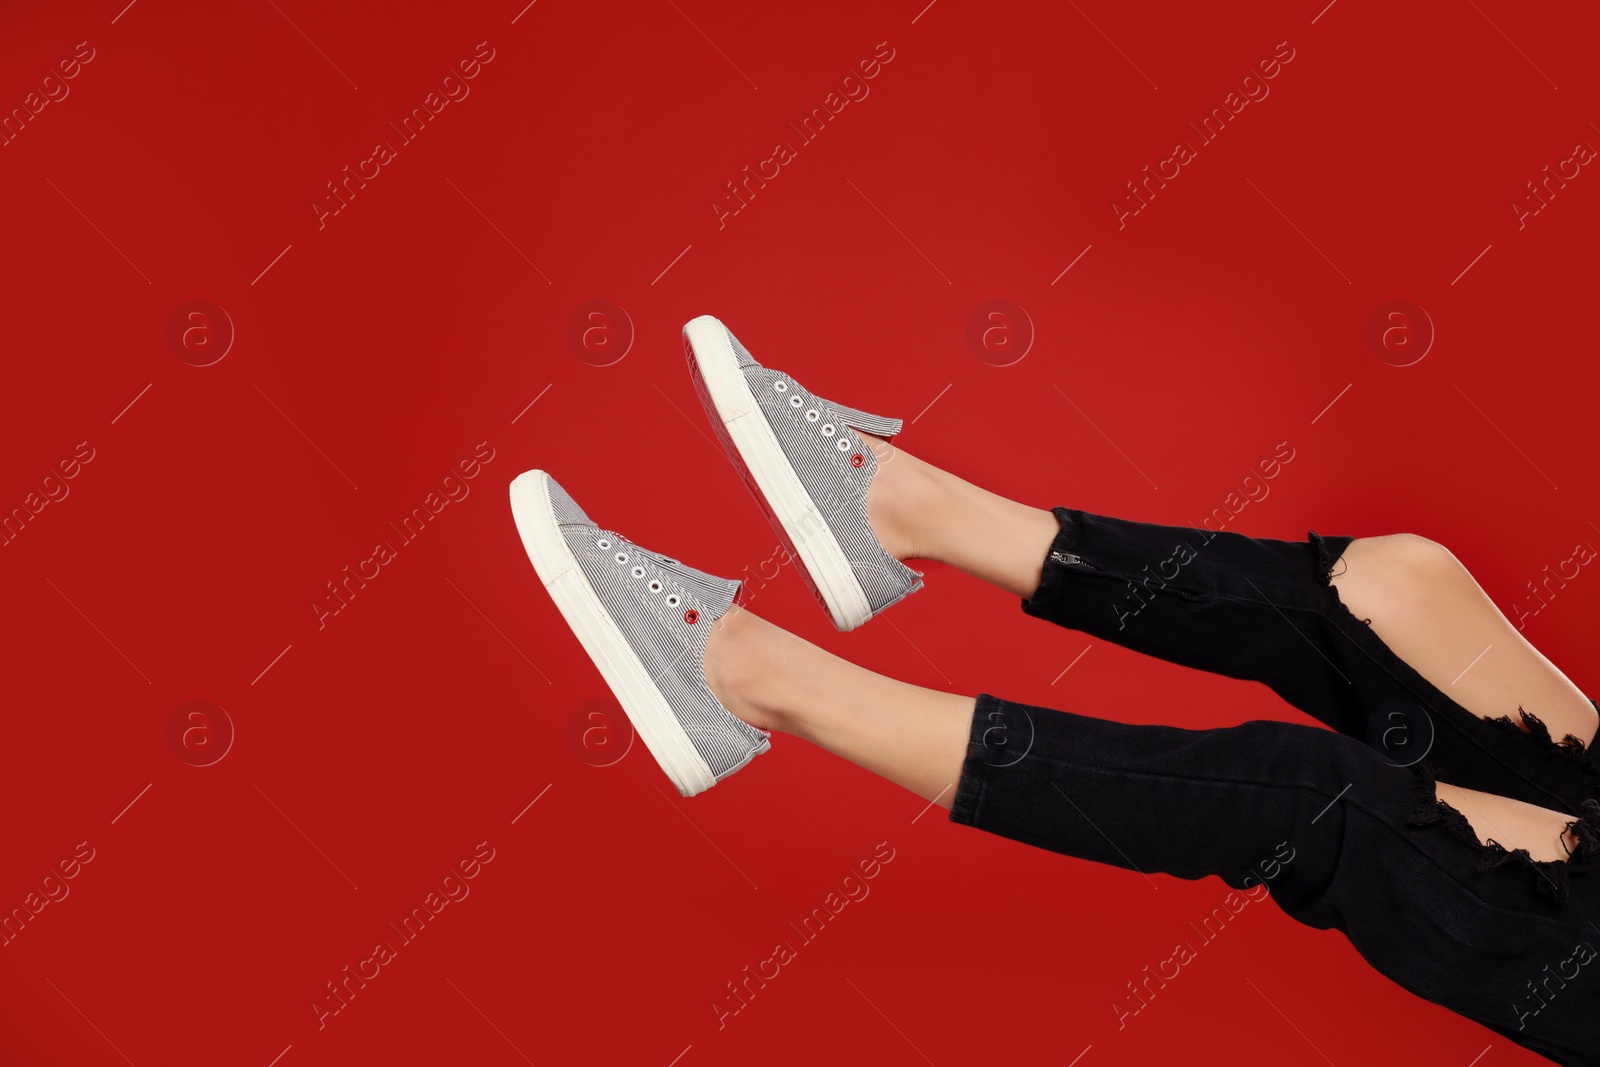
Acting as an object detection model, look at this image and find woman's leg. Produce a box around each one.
[1329,534,1598,747]
[705,602,970,805]
[861,434,1600,813]
[861,435,1059,601]
[1434,781,1582,864]
[703,603,1581,864]
[701,592,1600,1061]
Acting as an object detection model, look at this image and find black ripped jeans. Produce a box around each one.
[949,507,1600,1066]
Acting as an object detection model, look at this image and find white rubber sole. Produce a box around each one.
[508,470,716,796]
[683,315,873,632]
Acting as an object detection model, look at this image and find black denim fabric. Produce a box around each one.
[949,507,1600,1065]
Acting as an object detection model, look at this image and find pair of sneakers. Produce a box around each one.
[509,315,925,796]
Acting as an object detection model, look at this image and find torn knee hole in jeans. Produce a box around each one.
[1407,761,1600,904]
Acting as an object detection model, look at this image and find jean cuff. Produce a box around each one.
[1019,507,1078,622]
[949,693,1009,829]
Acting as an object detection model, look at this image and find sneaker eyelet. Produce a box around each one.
[836,438,851,451]
[666,594,680,607]
[614,552,629,564]
[774,380,788,393]
[821,423,835,436]
[648,580,662,592]
[788,395,803,408]
[805,409,819,422]
[631,566,646,579]
[851,453,865,468]
[597,538,612,549]
[684,609,700,624]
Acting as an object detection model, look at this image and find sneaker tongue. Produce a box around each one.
[647,551,694,581]
[649,551,737,609]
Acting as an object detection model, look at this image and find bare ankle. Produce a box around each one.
[704,604,792,734]
[863,435,942,563]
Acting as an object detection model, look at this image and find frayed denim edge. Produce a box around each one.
[1479,704,1600,780]
[1407,760,1600,906]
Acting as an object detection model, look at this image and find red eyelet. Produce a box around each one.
[850,453,865,468]
[684,609,699,624]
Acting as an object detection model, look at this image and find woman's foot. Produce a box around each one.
[685,314,924,631]
[509,470,771,796]
[685,313,1063,616]
[507,468,972,806]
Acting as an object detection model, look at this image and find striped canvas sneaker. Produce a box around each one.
[684,314,923,632]
[509,470,770,797]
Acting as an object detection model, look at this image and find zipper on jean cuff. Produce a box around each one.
[1050,550,1097,571]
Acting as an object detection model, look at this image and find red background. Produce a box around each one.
[3,1,1596,1064]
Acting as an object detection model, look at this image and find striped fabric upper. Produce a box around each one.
[546,479,770,781]
[725,329,924,618]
